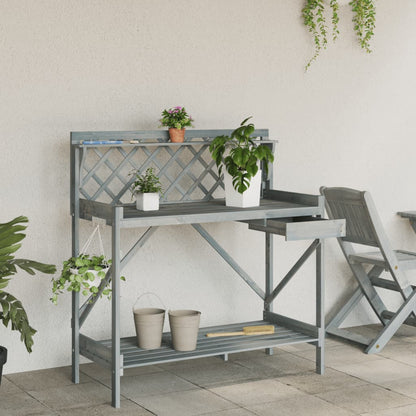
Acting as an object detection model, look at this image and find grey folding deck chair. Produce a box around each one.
[321,186,416,354]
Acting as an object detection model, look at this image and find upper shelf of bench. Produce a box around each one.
[78,189,324,228]
[71,129,276,147]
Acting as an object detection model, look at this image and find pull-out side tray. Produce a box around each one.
[248,216,346,241]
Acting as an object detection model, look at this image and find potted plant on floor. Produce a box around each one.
[130,167,163,211]
[159,106,194,143]
[0,216,56,383]
[209,117,274,208]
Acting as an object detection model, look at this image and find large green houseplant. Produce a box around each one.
[0,216,56,355]
[209,117,274,207]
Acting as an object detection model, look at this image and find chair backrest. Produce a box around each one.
[320,187,381,247]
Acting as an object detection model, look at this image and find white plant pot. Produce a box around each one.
[136,192,160,211]
[223,169,262,208]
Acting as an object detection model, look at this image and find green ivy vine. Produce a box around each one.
[350,0,376,53]
[303,0,376,70]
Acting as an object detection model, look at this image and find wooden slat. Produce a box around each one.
[86,320,316,368]
[71,129,271,144]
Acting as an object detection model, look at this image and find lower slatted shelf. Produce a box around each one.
[90,320,318,369]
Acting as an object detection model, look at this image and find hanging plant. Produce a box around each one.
[350,0,376,53]
[302,0,376,69]
[302,0,340,70]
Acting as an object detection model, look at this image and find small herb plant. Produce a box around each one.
[209,117,274,194]
[0,216,56,352]
[130,167,163,195]
[159,106,194,129]
[302,0,375,70]
[50,254,125,305]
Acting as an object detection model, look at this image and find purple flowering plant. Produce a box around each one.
[159,106,194,129]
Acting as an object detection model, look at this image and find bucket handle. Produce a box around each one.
[133,292,166,311]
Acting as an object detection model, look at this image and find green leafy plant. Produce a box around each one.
[159,106,194,129]
[0,216,56,353]
[51,254,125,305]
[130,167,163,195]
[302,0,339,70]
[209,117,274,194]
[351,0,376,53]
[302,0,375,69]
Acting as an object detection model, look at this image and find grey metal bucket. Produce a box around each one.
[133,307,165,350]
[169,310,201,351]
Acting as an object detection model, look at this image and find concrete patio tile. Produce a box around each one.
[165,360,259,388]
[132,389,236,416]
[56,399,153,415]
[28,381,112,410]
[158,356,227,370]
[278,337,342,353]
[379,342,416,367]
[117,371,197,400]
[316,383,415,414]
[6,366,92,392]
[290,343,382,368]
[342,324,410,344]
[378,376,416,399]
[233,350,315,378]
[80,362,163,382]
[0,392,56,416]
[202,409,257,416]
[281,367,366,394]
[247,394,355,416]
[209,379,300,407]
[334,357,416,384]
[360,403,416,416]
[0,377,24,396]
[227,349,289,361]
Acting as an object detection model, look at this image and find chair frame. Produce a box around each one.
[321,187,416,354]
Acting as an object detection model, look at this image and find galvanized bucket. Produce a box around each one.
[133,293,166,350]
[168,310,201,351]
[133,307,165,350]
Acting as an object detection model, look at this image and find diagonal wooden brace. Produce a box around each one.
[265,239,319,306]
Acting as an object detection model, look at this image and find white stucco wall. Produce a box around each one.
[1,0,416,374]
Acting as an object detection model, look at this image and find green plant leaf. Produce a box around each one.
[240,116,252,126]
[0,291,36,353]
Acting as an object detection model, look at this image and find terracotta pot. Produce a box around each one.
[169,128,185,143]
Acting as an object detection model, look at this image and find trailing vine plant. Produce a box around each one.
[302,0,339,70]
[303,0,376,70]
[350,0,376,53]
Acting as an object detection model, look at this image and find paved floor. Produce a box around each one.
[2,325,416,415]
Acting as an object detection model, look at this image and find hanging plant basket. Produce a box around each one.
[50,224,125,305]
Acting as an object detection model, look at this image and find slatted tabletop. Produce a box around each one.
[117,198,322,228]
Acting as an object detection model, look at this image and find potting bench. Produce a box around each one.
[70,129,345,408]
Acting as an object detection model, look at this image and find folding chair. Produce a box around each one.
[321,187,416,354]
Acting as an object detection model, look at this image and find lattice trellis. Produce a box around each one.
[78,141,223,205]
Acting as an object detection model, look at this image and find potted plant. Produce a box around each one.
[159,106,194,143]
[130,167,163,211]
[0,216,56,382]
[50,254,125,305]
[209,117,274,208]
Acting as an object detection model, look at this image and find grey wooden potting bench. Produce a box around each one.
[70,129,345,408]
